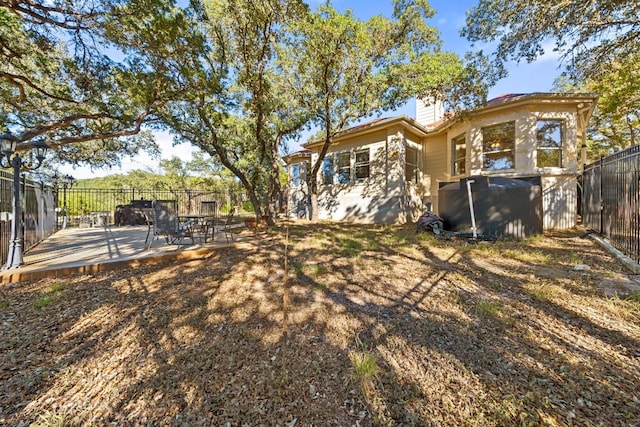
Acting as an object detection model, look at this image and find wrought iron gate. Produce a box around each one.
[582,145,640,263]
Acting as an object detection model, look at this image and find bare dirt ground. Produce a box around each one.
[1,223,639,426]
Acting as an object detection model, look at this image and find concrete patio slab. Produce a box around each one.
[0,224,257,284]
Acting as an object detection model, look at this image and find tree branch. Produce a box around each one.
[0,71,78,104]
[14,112,150,151]
[1,0,100,31]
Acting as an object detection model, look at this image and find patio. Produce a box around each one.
[0,222,255,284]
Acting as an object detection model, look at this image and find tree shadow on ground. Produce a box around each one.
[1,222,639,426]
[286,222,640,425]
[2,248,370,426]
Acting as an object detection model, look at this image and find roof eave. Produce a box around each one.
[426,92,600,134]
[302,115,431,149]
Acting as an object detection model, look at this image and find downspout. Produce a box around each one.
[466,179,477,239]
[385,135,389,196]
[577,106,588,170]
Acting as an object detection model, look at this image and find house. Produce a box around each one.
[286,93,598,231]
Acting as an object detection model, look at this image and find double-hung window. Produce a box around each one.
[321,154,334,185]
[451,134,466,176]
[482,121,515,170]
[336,152,351,184]
[291,164,301,187]
[322,149,370,185]
[405,147,419,183]
[354,149,370,182]
[536,120,563,167]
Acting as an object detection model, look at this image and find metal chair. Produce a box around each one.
[143,208,154,243]
[221,209,235,243]
[199,201,217,242]
[148,200,194,248]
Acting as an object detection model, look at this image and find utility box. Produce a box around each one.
[438,176,543,238]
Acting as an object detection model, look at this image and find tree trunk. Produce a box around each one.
[310,192,319,221]
[246,189,263,220]
[309,179,319,221]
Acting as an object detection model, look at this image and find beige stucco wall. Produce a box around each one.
[424,102,582,228]
[300,96,591,228]
[403,128,428,222]
[541,174,578,229]
[311,125,424,224]
[422,133,449,213]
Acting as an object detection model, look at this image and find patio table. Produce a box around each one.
[178,214,216,243]
[89,211,111,227]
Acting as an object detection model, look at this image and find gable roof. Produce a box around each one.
[302,115,431,149]
[427,92,599,133]
[300,93,599,149]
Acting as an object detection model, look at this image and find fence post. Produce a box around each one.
[599,155,604,235]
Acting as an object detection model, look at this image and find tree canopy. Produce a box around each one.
[462,0,640,155]
[462,0,640,83]
[2,0,482,219]
[278,0,478,219]
[122,0,310,220]
[0,1,166,167]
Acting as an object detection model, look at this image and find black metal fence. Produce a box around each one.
[0,175,249,264]
[61,187,248,227]
[0,170,57,265]
[582,145,640,263]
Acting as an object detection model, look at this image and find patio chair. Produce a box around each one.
[143,208,154,243]
[148,199,194,248]
[221,209,235,243]
[199,200,217,242]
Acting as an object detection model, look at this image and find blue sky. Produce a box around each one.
[63,0,563,179]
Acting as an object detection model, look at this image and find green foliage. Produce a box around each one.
[528,282,563,303]
[475,299,502,318]
[586,58,640,156]
[553,72,639,162]
[75,153,242,196]
[0,2,166,170]
[32,409,69,427]
[339,238,363,257]
[350,350,381,385]
[280,0,478,219]
[462,0,640,83]
[291,262,329,279]
[220,204,234,214]
[34,283,66,309]
[50,283,65,293]
[241,200,254,212]
[626,290,640,303]
[123,0,311,219]
[464,0,640,160]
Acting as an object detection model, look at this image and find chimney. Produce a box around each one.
[416,98,444,126]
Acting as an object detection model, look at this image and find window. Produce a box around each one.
[482,121,515,170]
[451,134,466,175]
[536,120,563,167]
[321,155,334,185]
[291,164,300,187]
[321,150,369,185]
[337,152,351,184]
[354,149,370,181]
[405,146,419,183]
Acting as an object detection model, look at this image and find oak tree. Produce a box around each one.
[280,0,474,220]
[463,0,640,155]
[0,1,166,168]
